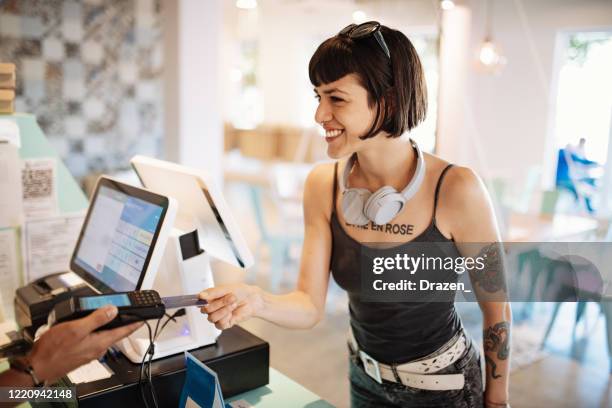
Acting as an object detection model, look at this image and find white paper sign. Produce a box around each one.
[0,228,20,321]
[0,321,18,343]
[23,213,84,282]
[0,143,24,227]
[22,157,59,219]
[67,360,113,384]
[0,119,20,148]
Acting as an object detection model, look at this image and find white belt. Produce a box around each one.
[349,328,467,391]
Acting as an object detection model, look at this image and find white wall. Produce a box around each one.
[221,0,439,128]
[461,0,612,187]
[220,0,612,200]
[437,6,472,166]
[163,0,224,185]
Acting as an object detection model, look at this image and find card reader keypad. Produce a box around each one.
[132,290,161,305]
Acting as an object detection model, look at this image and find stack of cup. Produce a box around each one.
[0,63,16,114]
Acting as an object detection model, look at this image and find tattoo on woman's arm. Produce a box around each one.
[483,321,510,379]
[469,243,507,293]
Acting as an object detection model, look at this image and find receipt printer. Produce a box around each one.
[14,272,95,338]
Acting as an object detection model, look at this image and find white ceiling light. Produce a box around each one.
[352,10,367,24]
[236,0,257,10]
[230,68,243,83]
[440,0,455,10]
[479,39,501,66]
[477,0,506,73]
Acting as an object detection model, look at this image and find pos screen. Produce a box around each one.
[79,294,131,310]
[71,178,170,293]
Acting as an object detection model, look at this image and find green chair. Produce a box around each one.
[540,189,560,216]
[248,185,303,291]
[489,178,508,207]
[600,301,612,373]
[539,260,608,371]
[516,189,561,320]
[515,166,541,213]
[487,177,511,237]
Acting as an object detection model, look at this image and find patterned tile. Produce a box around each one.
[119,61,137,84]
[88,155,107,173]
[61,1,83,42]
[0,14,21,37]
[0,0,163,179]
[48,136,69,157]
[69,138,83,153]
[14,96,28,112]
[83,0,105,6]
[81,40,103,65]
[63,78,85,100]
[135,80,155,101]
[42,36,65,61]
[84,136,105,155]
[23,79,44,102]
[64,42,80,58]
[118,98,139,135]
[66,101,80,115]
[21,57,45,79]
[21,15,45,39]
[135,0,155,29]
[15,40,42,58]
[63,154,88,177]
[65,115,85,136]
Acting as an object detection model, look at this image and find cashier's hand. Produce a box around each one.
[27,305,143,384]
[199,284,263,330]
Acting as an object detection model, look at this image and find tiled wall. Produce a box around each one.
[0,0,163,179]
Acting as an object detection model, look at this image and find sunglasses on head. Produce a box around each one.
[339,21,391,60]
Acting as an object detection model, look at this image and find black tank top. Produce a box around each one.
[330,163,462,364]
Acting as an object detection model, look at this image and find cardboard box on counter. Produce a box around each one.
[0,63,16,89]
[277,126,327,163]
[277,126,303,162]
[224,122,238,152]
[238,127,278,161]
[0,89,15,114]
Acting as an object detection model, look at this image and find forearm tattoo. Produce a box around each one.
[483,321,510,379]
[469,243,507,293]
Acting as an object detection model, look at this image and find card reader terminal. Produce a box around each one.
[48,290,166,331]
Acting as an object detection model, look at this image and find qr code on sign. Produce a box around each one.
[22,161,54,199]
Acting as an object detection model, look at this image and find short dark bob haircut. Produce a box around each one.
[309,23,427,139]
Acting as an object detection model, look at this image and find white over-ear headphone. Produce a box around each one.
[340,139,426,226]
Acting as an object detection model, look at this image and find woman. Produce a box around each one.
[200,22,511,408]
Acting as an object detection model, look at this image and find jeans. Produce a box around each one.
[349,335,484,408]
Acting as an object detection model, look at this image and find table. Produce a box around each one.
[75,326,268,406]
[0,367,332,408]
[509,353,611,407]
[0,365,333,408]
[0,323,333,408]
[505,213,612,369]
[506,213,600,242]
[227,368,334,408]
[223,152,313,203]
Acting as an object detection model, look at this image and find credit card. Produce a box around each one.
[161,294,208,309]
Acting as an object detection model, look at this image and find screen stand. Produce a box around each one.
[116,228,221,363]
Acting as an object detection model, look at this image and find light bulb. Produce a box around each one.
[230,68,243,83]
[236,0,257,10]
[352,10,367,24]
[479,41,500,66]
[441,0,455,10]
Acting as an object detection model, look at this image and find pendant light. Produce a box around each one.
[478,0,506,73]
